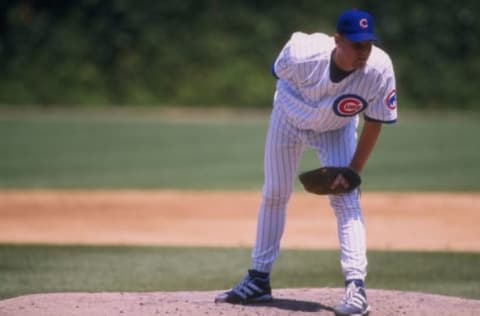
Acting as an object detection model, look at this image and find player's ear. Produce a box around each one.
[334,33,342,45]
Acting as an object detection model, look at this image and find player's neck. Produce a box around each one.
[330,49,355,83]
[332,49,355,72]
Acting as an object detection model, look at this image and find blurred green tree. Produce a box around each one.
[0,0,478,109]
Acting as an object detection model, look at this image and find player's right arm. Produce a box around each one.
[272,32,330,81]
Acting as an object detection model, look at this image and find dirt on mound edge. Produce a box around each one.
[0,288,479,316]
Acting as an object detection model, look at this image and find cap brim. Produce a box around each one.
[344,33,377,43]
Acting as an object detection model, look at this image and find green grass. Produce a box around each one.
[0,114,267,189]
[1,109,480,190]
[0,244,479,300]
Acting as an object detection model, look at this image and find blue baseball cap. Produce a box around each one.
[336,9,377,42]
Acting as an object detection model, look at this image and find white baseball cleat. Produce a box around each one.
[333,280,370,316]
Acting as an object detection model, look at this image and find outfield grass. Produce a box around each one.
[0,245,479,300]
[1,109,479,190]
[0,113,266,189]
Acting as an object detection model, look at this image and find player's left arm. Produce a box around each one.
[348,120,382,174]
[330,120,382,190]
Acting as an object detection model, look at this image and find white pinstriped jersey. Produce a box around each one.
[272,32,397,132]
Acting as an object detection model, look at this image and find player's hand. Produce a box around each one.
[298,167,361,195]
[330,173,350,191]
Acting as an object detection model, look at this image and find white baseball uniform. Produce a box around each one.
[251,32,397,281]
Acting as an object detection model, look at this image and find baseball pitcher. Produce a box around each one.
[215,9,397,316]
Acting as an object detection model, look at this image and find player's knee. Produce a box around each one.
[262,186,291,208]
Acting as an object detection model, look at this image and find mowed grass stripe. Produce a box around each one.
[0,244,479,300]
[1,111,479,190]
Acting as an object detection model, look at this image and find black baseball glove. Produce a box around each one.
[298,167,361,195]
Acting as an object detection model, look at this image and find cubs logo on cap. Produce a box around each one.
[359,18,369,29]
[333,94,368,117]
[336,9,377,43]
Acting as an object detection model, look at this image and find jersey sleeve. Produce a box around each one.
[272,32,329,81]
[272,33,298,80]
[272,45,294,80]
[364,57,398,124]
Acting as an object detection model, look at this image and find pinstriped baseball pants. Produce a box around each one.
[251,106,367,281]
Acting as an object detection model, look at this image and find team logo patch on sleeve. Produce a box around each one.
[333,94,368,117]
[385,89,397,110]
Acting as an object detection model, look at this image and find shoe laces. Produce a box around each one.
[232,273,254,293]
[342,282,365,305]
[236,274,251,288]
[232,271,269,296]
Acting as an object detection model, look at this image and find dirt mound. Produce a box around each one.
[1,289,479,316]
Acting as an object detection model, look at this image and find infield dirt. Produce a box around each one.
[0,191,479,251]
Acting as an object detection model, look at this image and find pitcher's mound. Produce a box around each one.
[0,288,479,316]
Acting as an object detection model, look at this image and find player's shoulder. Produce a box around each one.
[287,32,334,59]
[290,31,332,44]
[366,45,394,72]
